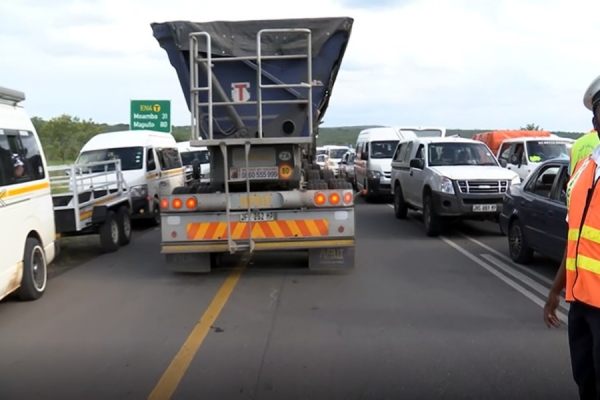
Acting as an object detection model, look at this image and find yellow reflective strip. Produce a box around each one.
[581,225,600,244]
[575,254,600,274]
[568,228,580,241]
[566,258,576,271]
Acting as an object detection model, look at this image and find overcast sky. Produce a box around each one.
[1,0,599,132]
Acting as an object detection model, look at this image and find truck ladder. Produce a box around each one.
[188,28,313,254]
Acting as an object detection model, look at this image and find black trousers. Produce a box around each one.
[569,301,600,400]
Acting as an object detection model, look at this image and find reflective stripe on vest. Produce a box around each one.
[566,156,600,306]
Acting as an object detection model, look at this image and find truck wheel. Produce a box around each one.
[150,199,161,227]
[508,218,533,264]
[172,186,188,194]
[195,183,213,193]
[307,169,320,181]
[99,210,120,253]
[117,206,132,246]
[423,194,442,237]
[321,169,334,182]
[16,237,47,301]
[394,184,408,219]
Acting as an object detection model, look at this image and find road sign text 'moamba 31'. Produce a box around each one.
[130,100,171,133]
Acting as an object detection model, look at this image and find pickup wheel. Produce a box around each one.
[423,194,442,237]
[508,218,534,264]
[393,184,408,219]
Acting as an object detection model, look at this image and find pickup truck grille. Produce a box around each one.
[457,180,509,194]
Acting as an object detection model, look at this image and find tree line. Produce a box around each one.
[32,114,585,164]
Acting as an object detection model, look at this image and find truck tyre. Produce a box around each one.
[99,210,120,253]
[423,194,442,237]
[321,169,334,182]
[508,218,534,264]
[172,186,188,195]
[393,184,408,219]
[16,237,47,301]
[117,206,132,246]
[307,169,320,182]
[196,183,213,193]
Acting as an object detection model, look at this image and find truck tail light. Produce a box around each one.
[343,191,353,204]
[186,197,197,209]
[314,192,326,205]
[160,198,169,209]
[329,193,340,205]
[172,198,183,209]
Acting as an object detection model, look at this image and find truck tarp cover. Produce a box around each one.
[150,17,353,140]
[473,130,551,155]
[151,17,352,57]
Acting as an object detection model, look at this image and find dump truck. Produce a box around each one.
[150,17,356,272]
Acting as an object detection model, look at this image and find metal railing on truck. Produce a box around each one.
[188,28,314,253]
[48,159,130,234]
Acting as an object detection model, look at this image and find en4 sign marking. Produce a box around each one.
[231,82,250,102]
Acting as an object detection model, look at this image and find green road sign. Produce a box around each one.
[130,100,171,133]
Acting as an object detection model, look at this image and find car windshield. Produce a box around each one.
[428,142,498,166]
[77,146,144,172]
[180,150,209,166]
[526,140,569,162]
[328,149,348,159]
[316,149,327,156]
[403,129,444,138]
[370,140,399,159]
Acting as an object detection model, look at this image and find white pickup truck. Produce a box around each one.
[390,137,520,236]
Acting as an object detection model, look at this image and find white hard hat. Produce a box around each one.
[583,75,600,111]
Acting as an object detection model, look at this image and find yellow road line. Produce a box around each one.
[147,259,247,400]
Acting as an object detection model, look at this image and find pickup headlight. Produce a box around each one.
[511,176,521,186]
[439,177,455,194]
[131,184,148,198]
[367,170,382,179]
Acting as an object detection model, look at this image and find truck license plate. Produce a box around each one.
[473,204,497,212]
[239,212,275,222]
[230,167,279,180]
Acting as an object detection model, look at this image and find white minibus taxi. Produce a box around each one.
[76,130,185,226]
[0,86,56,302]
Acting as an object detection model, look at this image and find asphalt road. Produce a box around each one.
[0,199,576,399]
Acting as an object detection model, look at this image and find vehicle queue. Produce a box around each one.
[317,126,578,270]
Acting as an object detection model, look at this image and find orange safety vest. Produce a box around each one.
[566,154,600,306]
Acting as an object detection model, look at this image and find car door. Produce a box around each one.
[497,142,513,167]
[545,165,569,261]
[507,142,531,180]
[407,143,426,205]
[519,163,561,252]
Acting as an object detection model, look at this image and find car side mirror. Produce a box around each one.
[362,152,368,160]
[499,159,507,168]
[409,158,424,169]
[509,154,519,165]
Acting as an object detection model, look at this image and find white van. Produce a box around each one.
[76,130,185,225]
[176,141,210,182]
[322,145,350,177]
[496,136,572,181]
[397,126,447,138]
[0,86,56,302]
[354,127,416,200]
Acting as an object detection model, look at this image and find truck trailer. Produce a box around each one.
[150,17,355,272]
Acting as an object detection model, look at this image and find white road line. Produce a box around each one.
[440,236,569,325]
[481,254,569,313]
[460,233,554,286]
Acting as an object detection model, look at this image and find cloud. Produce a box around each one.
[0,0,599,132]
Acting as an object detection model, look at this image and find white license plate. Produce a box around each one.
[230,167,279,180]
[473,204,497,212]
[239,212,275,222]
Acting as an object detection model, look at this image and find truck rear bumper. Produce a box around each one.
[162,238,355,253]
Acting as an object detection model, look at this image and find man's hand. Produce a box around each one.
[544,291,561,328]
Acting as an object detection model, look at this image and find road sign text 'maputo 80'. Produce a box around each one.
[130,100,171,133]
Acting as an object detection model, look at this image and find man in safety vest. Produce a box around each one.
[570,129,599,174]
[544,75,600,400]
